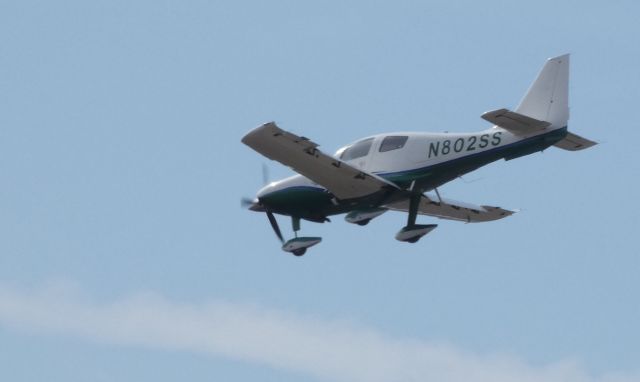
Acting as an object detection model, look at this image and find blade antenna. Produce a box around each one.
[434,187,444,204]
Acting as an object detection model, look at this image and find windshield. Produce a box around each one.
[340,138,374,161]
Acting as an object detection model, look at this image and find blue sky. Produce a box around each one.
[1,1,639,381]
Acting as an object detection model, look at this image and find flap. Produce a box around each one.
[384,194,514,223]
[242,122,398,200]
[481,108,551,135]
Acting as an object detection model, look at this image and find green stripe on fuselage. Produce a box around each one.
[259,128,567,220]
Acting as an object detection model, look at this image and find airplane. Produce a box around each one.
[241,54,596,256]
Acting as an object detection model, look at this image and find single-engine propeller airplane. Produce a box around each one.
[241,54,596,256]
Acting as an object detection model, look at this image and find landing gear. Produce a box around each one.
[292,248,307,257]
[292,216,301,235]
[395,193,438,243]
[344,208,387,226]
[280,216,322,256]
[395,224,437,243]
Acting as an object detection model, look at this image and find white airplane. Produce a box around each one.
[241,54,596,256]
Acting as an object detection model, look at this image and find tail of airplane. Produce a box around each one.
[518,54,596,150]
[483,54,596,151]
[516,54,570,129]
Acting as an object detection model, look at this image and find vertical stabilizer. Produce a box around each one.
[515,54,569,128]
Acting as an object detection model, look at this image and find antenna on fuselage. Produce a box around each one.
[458,175,484,184]
[434,188,443,204]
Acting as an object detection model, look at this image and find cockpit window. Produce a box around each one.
[340,138,374,161]
[379,135,408,152]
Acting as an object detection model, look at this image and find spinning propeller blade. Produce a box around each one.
[266,210,284,244]
[242,165,281,242]
[241,197,255,208]
[241,164,270,209]
[262,163,270,186]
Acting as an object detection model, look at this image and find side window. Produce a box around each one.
[340,138,374,161]
[379,136,408,152]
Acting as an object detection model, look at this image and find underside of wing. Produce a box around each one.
[384,194,514,223]
[242,122,398,200]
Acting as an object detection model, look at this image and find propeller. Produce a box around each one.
[242,197,282,243]
[266,210,284,244]
[262,163,270,186]
[241,164,283,243]
[241,197,256,209]
[240,163,271,210]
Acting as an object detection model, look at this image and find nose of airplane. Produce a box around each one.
[248,200,265,212]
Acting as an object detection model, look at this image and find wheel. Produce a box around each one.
[292,248,307,256]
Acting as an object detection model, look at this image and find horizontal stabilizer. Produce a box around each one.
[481,108,550,135]
[553,132,597,151]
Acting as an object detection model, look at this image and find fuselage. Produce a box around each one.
[256,125,567,221]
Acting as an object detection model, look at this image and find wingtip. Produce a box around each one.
[241,121,278,145]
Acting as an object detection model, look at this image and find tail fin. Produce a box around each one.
[516,54,569,129]
[516,54,596,151]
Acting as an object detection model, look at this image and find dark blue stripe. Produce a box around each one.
[374,127,567,178]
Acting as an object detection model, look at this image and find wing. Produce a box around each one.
[384,194,514,223]
[242,122,399,200]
